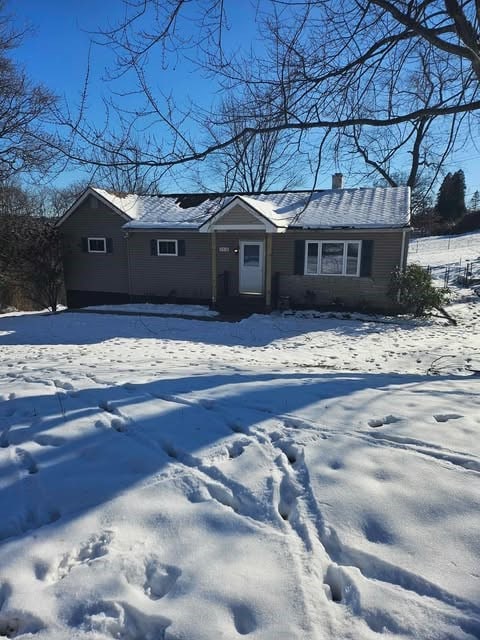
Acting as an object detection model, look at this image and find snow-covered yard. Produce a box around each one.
[0,233,479,639]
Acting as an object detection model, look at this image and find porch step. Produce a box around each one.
[216,295,268,315]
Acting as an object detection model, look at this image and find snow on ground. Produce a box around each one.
[0,233,479,639]
[410,231,480,285]
[83,304,219,318]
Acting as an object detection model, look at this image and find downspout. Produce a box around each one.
[125,231,133,303]
[265,234,272,309]
[211,231,217,307]
[397,228,408,303]
[399,228,407,271]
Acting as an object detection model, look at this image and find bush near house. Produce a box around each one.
[0,215,64,312]
[388,264,450,316]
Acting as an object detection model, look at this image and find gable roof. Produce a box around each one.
[199,195,284,232]
[60,185,411,231]
[56,187,138,226]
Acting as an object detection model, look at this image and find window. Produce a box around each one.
[88,237,106,253]
[243,244,260,266]
[157,239,178,256]
[305,240,361,276]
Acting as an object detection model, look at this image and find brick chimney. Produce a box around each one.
[332,173,344,189]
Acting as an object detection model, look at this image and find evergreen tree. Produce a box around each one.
[436,170,466,221]
[469,190,480,212]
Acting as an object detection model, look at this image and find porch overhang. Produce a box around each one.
[199,195,281,233]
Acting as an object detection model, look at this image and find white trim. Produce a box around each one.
[156,239,178,256]
[304,240,362,277]
[406,186,412,225]
[199,195,277,233]
[209,224,267,231]
[56,187,133,227]
[88,237,107,253]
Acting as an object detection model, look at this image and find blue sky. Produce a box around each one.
[12,1,480,197]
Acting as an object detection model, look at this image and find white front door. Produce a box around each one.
[239,241,264,294]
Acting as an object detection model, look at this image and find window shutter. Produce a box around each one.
[294,240,305,275]
[178,239,186,256]
[106,238,113,253]
[150,239,157,256]
[360,240,374,277]
[81,237,88,252]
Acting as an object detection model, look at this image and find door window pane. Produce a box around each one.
[243,244,260,266]
[346,242,359,274]
[306,242,319,274]
[321,243,344,274]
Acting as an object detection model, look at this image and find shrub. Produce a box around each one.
[451,211,480,234]
[388,264,450,316]
[0,215,64,312]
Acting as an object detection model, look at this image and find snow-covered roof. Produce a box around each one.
[93,186,410,230]
[93,188,143,220]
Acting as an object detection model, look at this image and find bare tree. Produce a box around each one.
[45,180,92,217]
[204,97,303,192]
[56,1,479,185]
[334,44,472,201]
[0,3,59,182]
[0,181,32,216]
[93,143,162,194]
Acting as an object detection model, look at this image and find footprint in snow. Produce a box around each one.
[231,603,257,635]
[277,471,301,522]
[70,600,170,639]
[98,402,127,432]
[53,380,74,391]
[329,459,343,470]
[323,564,345,603]
[205,482,239,512]
[45,530,114,582]
[15,447,38,474]
[144,560,181,600]
[228,422,248,435]
[34,434,66,447]
[363,516,394,544]
[98,400,117,414]
[110,417,127,432]
[277,441,301,465]
[433,413,463,423]
[283,416,311,430]
[368,415,402,428]
[0,607,45,638]
[226,439,251,460]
